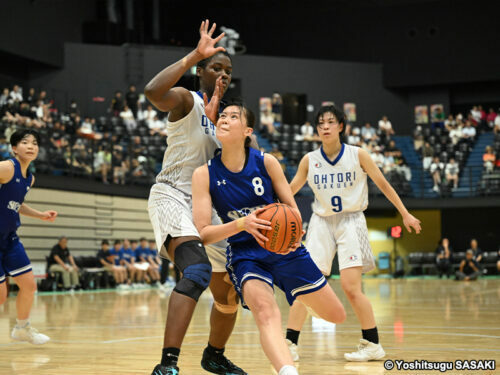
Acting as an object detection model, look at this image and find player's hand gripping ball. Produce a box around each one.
[257,203,302,254]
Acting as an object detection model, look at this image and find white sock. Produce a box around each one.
[279,365,299,375]
[16,318,29,328]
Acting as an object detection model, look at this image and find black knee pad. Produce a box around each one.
[173,240,212,302]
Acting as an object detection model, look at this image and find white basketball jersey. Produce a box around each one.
[155,91,220,195]
[307,144,368,216]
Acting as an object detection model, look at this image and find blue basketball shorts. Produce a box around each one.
[226,242,327,308]
[0,232,32,284]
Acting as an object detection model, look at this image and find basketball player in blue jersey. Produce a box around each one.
[0,129,57,345]
[144,20,246,375]
[285,105,422,362]
[192,104,346,375]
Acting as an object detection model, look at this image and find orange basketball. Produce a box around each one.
[257,203,302,254]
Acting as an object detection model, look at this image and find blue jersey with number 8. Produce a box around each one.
[307,143,368,216]
[208,148,276,244]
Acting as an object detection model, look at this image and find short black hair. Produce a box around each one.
[139,237,147,242]
[101,239,109,245]
[314,105,347,137]
[10,129,41,147]
[114,239,122,245]
[131,240,138,244]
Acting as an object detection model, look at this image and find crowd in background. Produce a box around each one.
[46,236,177,291]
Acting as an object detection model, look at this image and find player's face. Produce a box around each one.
[199,54,232,95]
[216,106,252,144]
[13,135,39,162]
[317,112,343,142]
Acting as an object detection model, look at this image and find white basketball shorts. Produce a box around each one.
[148,183,227,272]
[305,211,375,275]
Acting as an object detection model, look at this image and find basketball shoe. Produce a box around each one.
[11,324,50,345]
[344,339,385,361]
[286,339,299,361]
[201,346,247,374]
[151,364,179,375]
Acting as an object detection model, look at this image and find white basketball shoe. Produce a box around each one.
[11,324,50,345]
[344,339,385,361]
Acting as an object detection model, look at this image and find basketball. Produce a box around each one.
[257,203,302,253]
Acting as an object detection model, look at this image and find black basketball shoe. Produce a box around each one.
[151,364,180,375]
[201,347,247,374]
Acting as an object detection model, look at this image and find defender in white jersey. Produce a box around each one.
[285,105,422,362]
[145,20,246,375]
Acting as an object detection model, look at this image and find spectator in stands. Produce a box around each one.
[430,156,444,192]
[25,88,36,106]
[110,91,125,116]
[300,121,315,141]
[468,239,483,267]
[94,145,111,183]
[10,85,23,103]
[148,240,162,276]
[149,115,167,136]
[470,106,481,125]
[111,240,134,287]
[259,109,275,136]
[486,108,497,129]
[456,250,481,281]
[435,238,452,278]
[125,85,139,117]
[50,121,69,150]
[77,117,101,140]
[97,239,128,288]
[421,142,434,170]
[378,115,394,138]
[347,127,361,146]
[461,121,476,146]
[494,110,500,134]
[112,144,127,184]
[444,158,459,190]
[478,105,487,129]
[361,122,377,142]
[413,134,424,152]
[0,88,9,107]
[483,146,496,173]
[120,105,137,132]
[448,123,462,146]
[48,236,80,291]
[131,239,149,282]
[69,99,80,118]
[140,104,157,128]
[432,107,446,130]
[271,93,282,124]
[371,146,385,169]
[444,114,456,130]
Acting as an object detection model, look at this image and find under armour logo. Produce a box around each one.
[217,179,226,186]
[26,187,30,191]
[16,178,20,183]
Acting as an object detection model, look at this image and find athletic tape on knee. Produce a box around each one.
[214,300,238,314]
[173,240,212,301]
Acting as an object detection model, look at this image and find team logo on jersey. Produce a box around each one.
[7,201,21,213]
[227,204,266,220]
[349,255,358,261]
[217,179,227,186]
[314,162,322,168]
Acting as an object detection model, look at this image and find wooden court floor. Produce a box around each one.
[1,279,499,375]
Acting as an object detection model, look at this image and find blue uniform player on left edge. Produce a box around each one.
[0,129,58,345]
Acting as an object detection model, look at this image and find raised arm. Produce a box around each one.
[144,20,225,116]
[289,154,309,195]
[358,148,421,234]
[192,165,271,246]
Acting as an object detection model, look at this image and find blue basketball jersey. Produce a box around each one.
[0,159,33,235]
[208,148,275,244]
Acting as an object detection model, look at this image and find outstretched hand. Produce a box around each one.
[204,76,224,124]
[196,20,226,60]
[403,213,421,234]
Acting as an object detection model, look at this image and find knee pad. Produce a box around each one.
[173,240,212,302]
